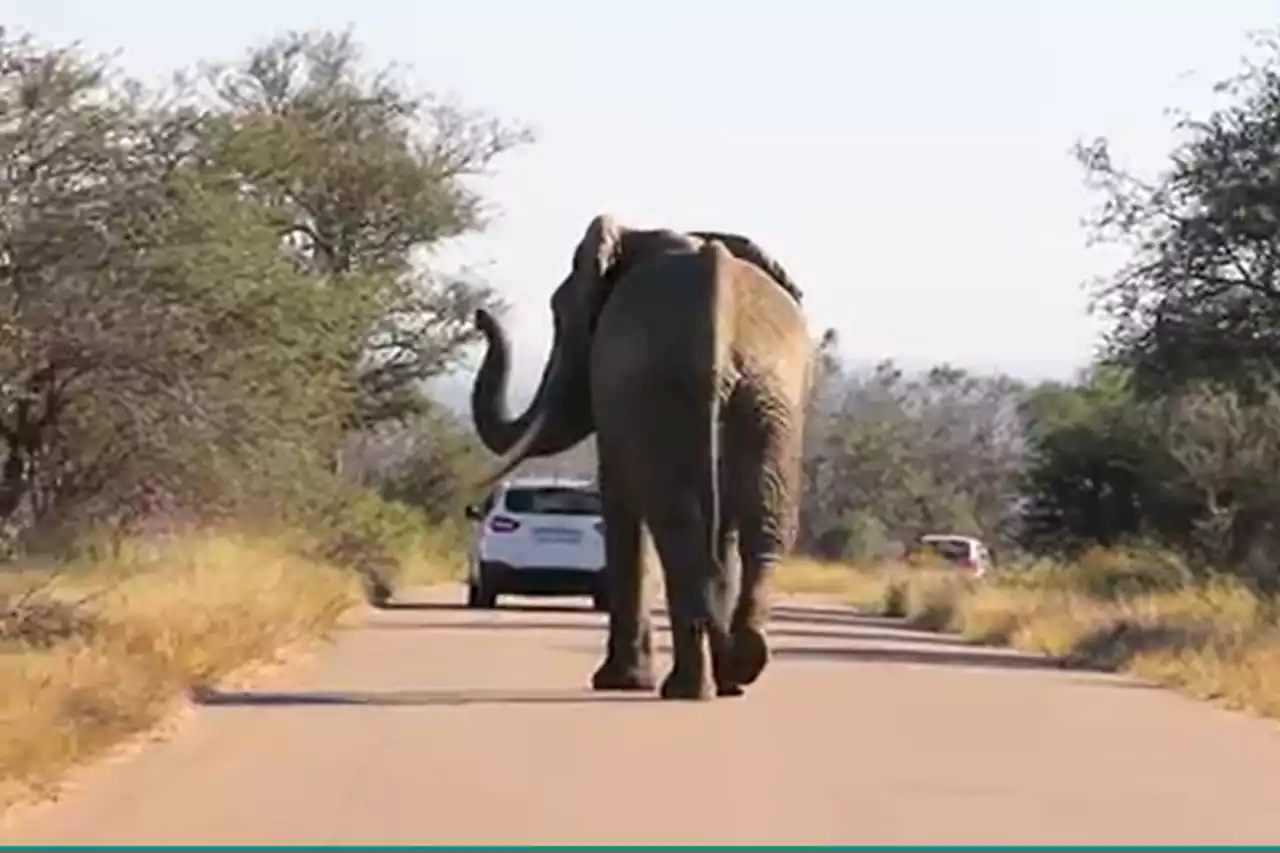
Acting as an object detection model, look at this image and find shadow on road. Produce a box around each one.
[546,640,1064,674]
[190,685,652,708]
[773,642,1064,671]
[360,618,607,633]
[359,616,965,651]
[377,600,595,615]
[380,599,892,627]
[771,606,904,629]
[769,623,963,647]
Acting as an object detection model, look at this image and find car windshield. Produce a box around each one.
[921,539,971,561]
[503,487,602,516]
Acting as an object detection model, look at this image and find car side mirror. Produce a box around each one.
[464,504,483,521]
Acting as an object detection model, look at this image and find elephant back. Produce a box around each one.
[687,231,805,306]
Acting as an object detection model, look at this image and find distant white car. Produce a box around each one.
[463,477,607,610]
[907,534,993,578]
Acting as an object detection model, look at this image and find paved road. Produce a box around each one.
[5,585,1280,845]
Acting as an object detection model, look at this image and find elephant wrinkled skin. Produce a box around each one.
[470,214,812,700]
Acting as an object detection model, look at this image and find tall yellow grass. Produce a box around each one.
[0,529,455,812]
[775,552,1280,721]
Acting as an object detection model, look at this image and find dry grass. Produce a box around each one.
[768,556,900,603]
[0,528,458,812]
[774,551,1280,721]
[387,525,468,588]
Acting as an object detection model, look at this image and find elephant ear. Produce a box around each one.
[568,213,627,326]
[688,230,804,304]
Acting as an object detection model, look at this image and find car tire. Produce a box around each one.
[467,577,499,609]
[591,588,609,613]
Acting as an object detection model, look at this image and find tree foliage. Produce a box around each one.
[1078,28,1280,394]
[797,331,1025,561]
[197,29,532,427]
[0,26,527,555]
[342,403,489,527]
[14,18,1280,594]
[1020,32,1280,587]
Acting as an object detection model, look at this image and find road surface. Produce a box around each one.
[5,585,1280,845]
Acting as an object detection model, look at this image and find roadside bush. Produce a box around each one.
[776,551,1280,722]
[1012,545,1195,601]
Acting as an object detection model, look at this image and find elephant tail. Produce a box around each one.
[700,241,740,629]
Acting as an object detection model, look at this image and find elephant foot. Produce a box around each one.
[591,658,656,692]
[726,625,770,687]
[716,682,745,698]
[659,666,714,701]
[709,632,746,698]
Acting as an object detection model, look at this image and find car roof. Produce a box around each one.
[919,534,982,544]
[500,476,596,491]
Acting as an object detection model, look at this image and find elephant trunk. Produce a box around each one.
[470,308,540,456]
[469,309,588,490]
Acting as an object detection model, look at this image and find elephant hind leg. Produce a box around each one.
[590,476,655,692]
[724,400,803,687]
[599,363,729,700]
[725,515,778,687]
[708,520,744,697]
[646,499,722,701]
[730,475,803,687]
[711,458,745,696]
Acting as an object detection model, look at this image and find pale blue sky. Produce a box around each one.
[10,1,1280,389]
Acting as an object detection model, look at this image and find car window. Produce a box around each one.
[503,487,602,516]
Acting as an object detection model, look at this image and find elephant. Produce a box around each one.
[469,214,812,700]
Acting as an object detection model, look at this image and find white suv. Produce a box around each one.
[463,477,607,610]
[908,534,993,579]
